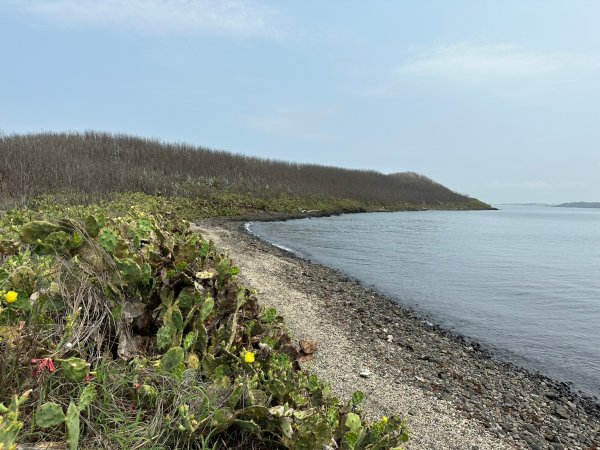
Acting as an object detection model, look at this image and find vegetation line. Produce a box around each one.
[0,131,491,212]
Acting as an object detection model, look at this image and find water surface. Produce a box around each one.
[249,206,600,397]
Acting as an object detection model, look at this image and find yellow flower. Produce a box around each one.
[244,351,255,363]
[382,416,388,424]
[4,291,18,303]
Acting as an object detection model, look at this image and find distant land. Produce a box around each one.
[496,203,551,207]
[555,202,600,209]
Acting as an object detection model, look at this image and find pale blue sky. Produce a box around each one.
[1,1,599,203]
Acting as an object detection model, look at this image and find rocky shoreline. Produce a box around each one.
[196,218,599,450]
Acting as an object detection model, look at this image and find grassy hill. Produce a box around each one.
[0,132,490,211]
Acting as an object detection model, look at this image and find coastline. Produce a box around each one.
[194,218,599,450]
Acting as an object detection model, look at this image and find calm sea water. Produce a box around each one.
[249,206,600,397]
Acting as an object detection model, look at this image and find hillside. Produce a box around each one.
[0,132,490,211]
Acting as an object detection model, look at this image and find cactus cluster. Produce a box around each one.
[0,199,409,449]
[35,385,96,450]
[0,390,32,450]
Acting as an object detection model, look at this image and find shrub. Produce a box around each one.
[0,131,488,211]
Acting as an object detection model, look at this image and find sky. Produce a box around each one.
[1,0,599,204]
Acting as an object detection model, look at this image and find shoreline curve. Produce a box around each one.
[194,218,600,450]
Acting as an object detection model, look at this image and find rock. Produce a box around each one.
[554,405,570,419]
[297,354,314,363]
[299,339,318,355]
[523,436,544,450]
[258,342,272,351]
[122,301,147,321]
[420,355,442,364]
[359,369,372,378]
[386,334,393,343]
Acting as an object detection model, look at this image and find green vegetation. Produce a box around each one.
[0,131,491,211]
[0,196,409,449]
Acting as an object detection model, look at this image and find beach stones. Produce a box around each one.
[359,369,372,378]
[299,339,318,355]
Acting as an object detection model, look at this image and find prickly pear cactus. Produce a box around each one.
[0,197,411,449]
[65,402,80,450]
[210,407,235,432]
[59,357,90,383]
[77,385,96,412]
[98,229,118,253]
[161,346,185,372]
[9,266,36,293]
[0,238,19,254]
[116,258,143,285]
[20,221,60,244]
[84,215,101,238]
[0,390,31,448]
[35,403,66,428]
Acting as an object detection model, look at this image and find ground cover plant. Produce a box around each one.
[0,196,410,449]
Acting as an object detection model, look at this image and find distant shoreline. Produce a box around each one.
[554,202,600,209]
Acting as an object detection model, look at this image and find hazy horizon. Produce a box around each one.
[1,1,598,204]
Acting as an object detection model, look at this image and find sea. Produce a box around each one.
[248,205,600,398]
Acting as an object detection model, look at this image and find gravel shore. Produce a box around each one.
[194,219,600,450]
